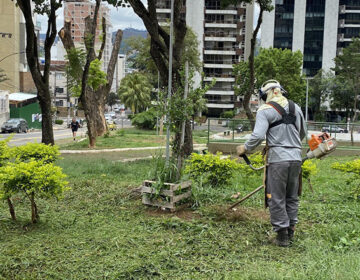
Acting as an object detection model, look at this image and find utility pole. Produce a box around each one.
[53,70,57,121]
[165,0,174,166]
[156,70,160,135]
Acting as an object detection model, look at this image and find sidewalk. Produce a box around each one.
[60,144,207,154]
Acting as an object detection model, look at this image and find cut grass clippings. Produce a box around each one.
[1,154,360,279]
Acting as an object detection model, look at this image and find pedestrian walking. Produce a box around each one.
[70,117,80,141]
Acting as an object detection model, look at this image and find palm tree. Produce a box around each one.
[117,72,152,114]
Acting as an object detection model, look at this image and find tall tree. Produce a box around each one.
[308,70,334,121]
[15,0,62,145]
[118,72,152,113]
[222,0,273,123]
[109,0,197,159]
[234,47,306,105]
[333,38,360,144]
[59,0,123,147]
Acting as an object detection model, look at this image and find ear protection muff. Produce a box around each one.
[258,80,288,101]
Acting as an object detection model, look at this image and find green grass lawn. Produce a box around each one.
[1,154,360,279]
[59,128,208,150]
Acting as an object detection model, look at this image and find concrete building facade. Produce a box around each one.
[156,0,254,116]
[261,0,360,77]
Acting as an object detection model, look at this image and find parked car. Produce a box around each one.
[321,125,348,133]
[1,118,28,133]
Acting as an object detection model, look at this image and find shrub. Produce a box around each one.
[132,108,158,130]
[0,138,11,166]
[237,152,265,175]
[332,159,360,199]
[0,142,67,222]
[0,160,69,223]
[302,160,318,192]
[55,119,64,125]
[185,152,240,187]
[220,110,235,119]
[13,142,61,164]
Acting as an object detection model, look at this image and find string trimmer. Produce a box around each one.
[229,133,337,210]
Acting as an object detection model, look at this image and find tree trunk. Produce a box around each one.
[7,198,16,221]
[38,89,55,145]
[30,193,39,224]
[351,95,358,146]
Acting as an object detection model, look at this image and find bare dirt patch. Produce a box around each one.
[144,207,201,221]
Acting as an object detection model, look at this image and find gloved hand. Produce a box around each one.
[236,145,246,156]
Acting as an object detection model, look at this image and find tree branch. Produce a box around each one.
[97,17,107,61]
[104,29,123,93]
[80,0,101,101]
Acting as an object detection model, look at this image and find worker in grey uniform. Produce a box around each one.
[237,80,306,247]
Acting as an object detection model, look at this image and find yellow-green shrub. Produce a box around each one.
[238,152,265,175]
[0,160,69,223]
[185,152,240,187]
[332,159,360,199]
[13,142,60,163]
[302,160,318,179]
[0,138,12,166]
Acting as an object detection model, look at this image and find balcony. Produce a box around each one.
[204,76,235,82]
[204,49,237,55]
[205,9,238,15]
[205,23,237,28]
[206,90,235,96]
[205,31,238,38]
[206,102,235,109]
[204,63,234,69]
[205,36,237,42]
[156,8,171,13]
[203,59,239,64]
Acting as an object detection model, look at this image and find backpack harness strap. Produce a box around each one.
[267,100,296,129]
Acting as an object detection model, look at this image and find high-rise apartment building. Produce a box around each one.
[64,0,112,72]
[262,0,360,77]
[156,0,254,116]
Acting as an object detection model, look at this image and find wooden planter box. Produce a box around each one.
[141,180,192,212]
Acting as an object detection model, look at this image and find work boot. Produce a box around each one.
[288,226,295,242]
[275,228,289,247]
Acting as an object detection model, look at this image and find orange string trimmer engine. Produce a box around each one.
[305,132,337,160]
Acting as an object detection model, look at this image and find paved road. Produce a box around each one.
[0,117,133,146]
[0,128,88,146]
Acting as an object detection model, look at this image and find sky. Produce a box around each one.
[37,2,260,34]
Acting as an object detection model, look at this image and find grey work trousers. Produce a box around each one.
[266,161,302,232]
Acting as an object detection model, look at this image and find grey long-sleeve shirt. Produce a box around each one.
[244,102,306,163]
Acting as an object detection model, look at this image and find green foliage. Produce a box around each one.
[237,152,264,175]
[308,70,335,121]
[332,38,360,121]
[0,160,69,201]
[55,119,64,125]
[220,110,235,119]
[107,92,118,108]
[116,129,125,136]
[332,159,360,199]
[117,72,152,113]
[302,160,318,180]
[185,152,240,187]
[0,141,67,222]
[131,108,158,130]
[0,138,11,166]
[65,47,86,97]
[13,142,61,164]
[88,59,108,90]
[234,48,306,105]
